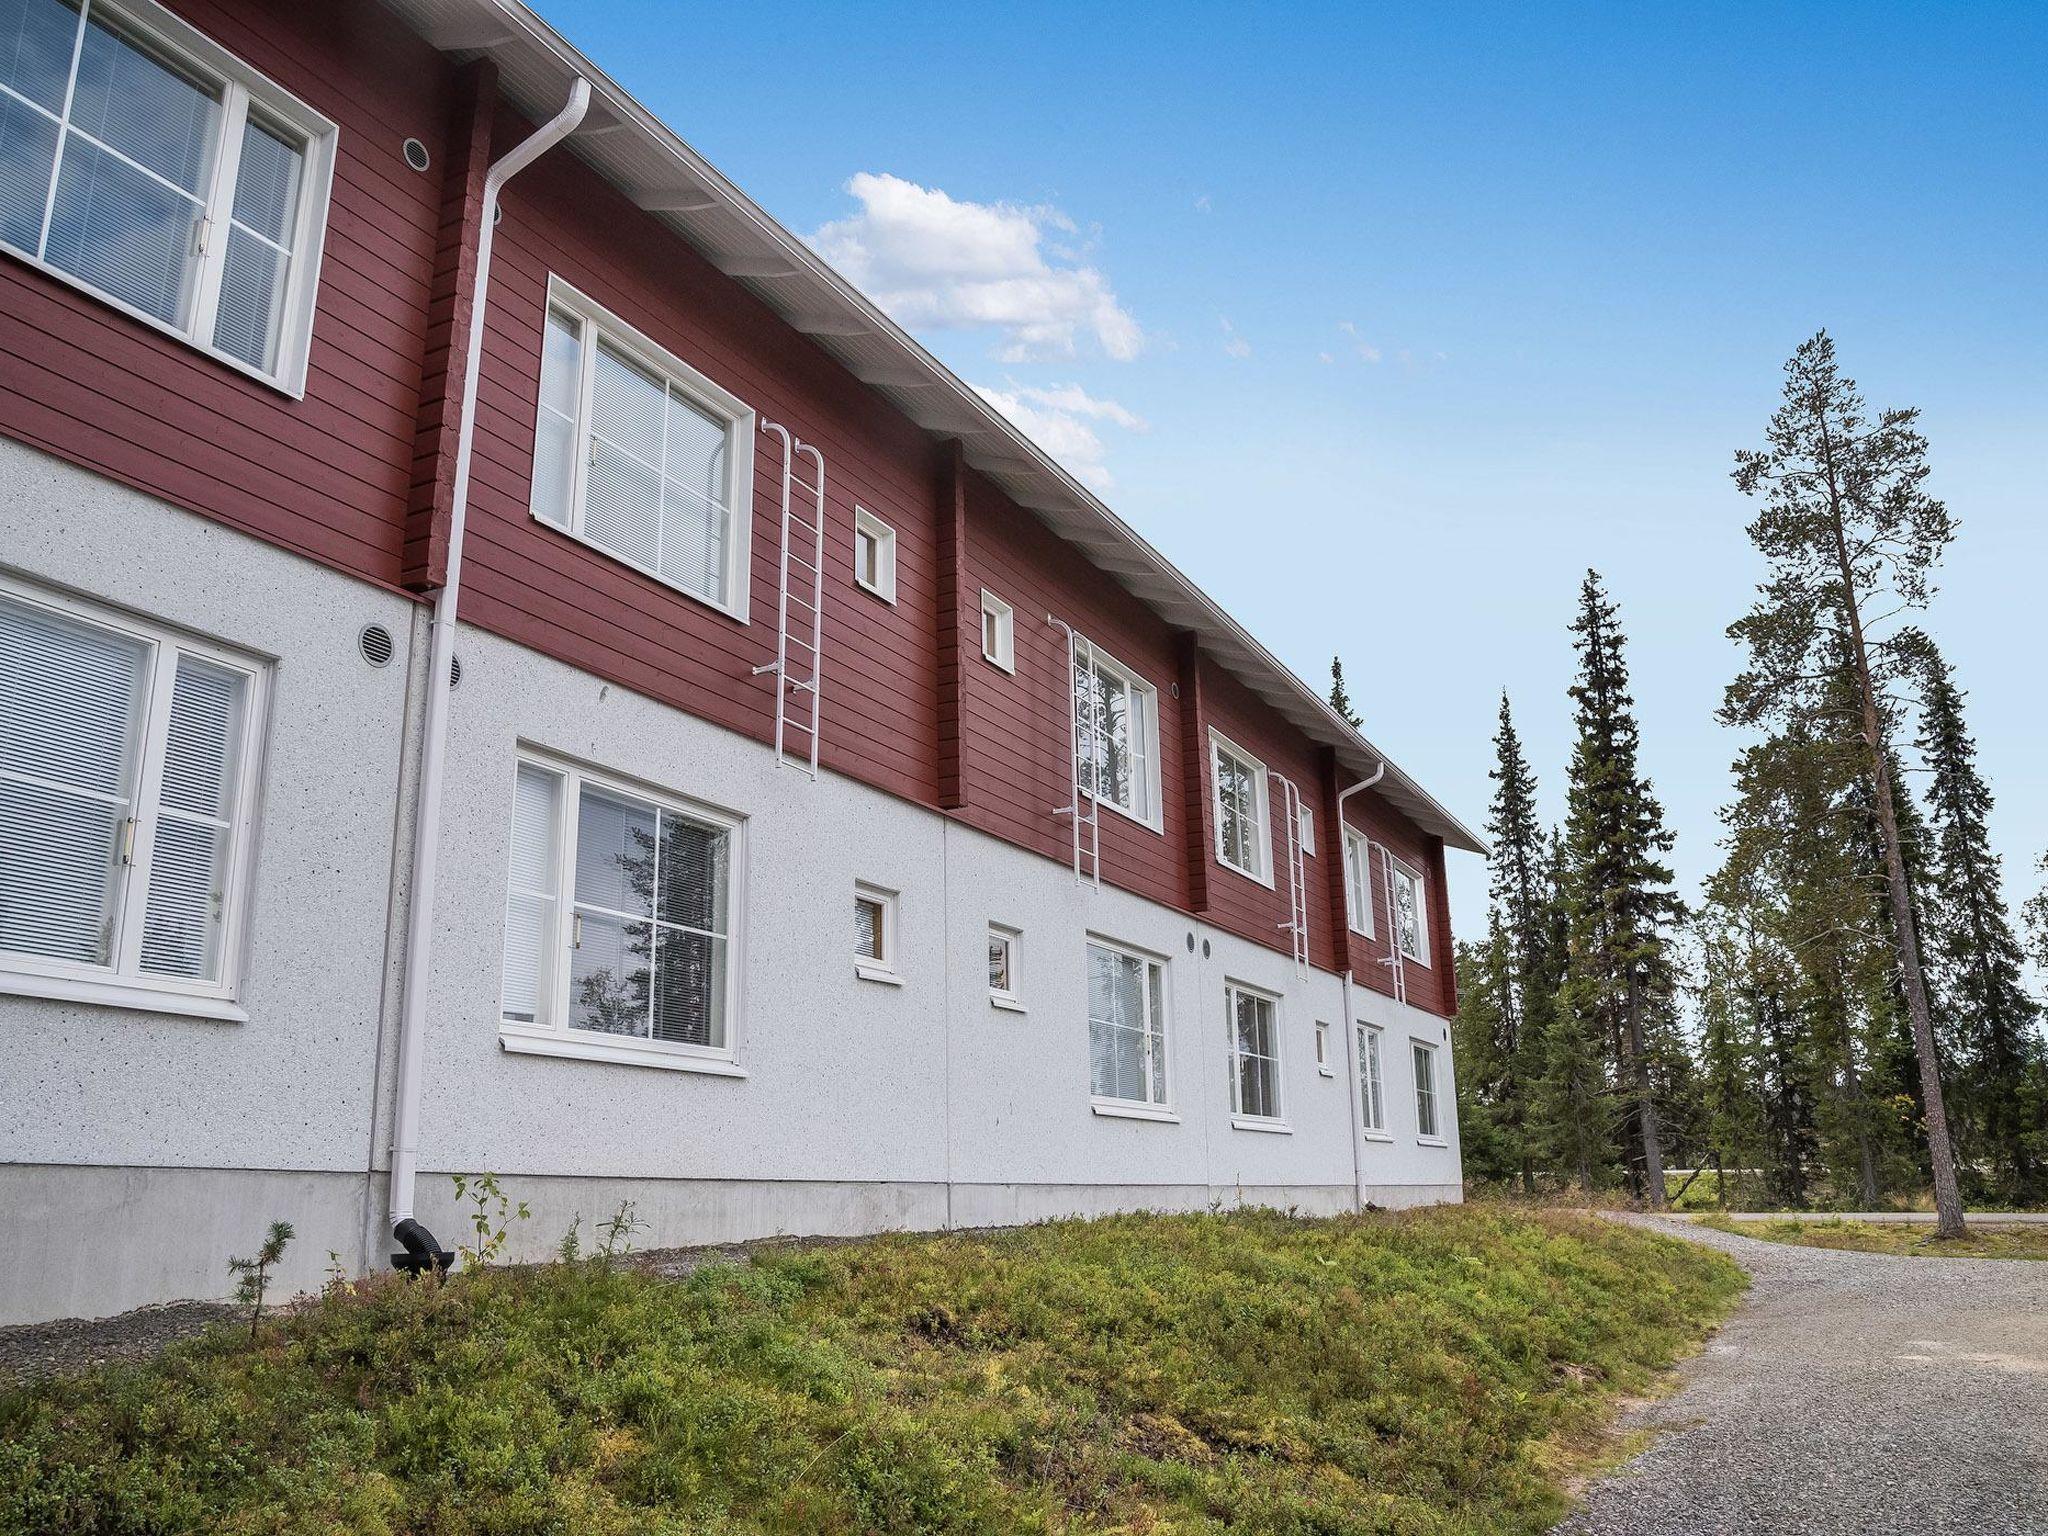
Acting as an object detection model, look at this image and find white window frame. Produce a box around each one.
[1315,1019,1334,1077]
[979,589,1014,673]
[1225,978,1288,1130]
[1390,856,1431,966]
[0,575,268,1021]
[1087,934,1174,1120]
[1072,638,1164,832]
[1209,728,1272,886]
[854,880,900,985]
[1412,1037,1443,1143]
[496,748,747,1076]
[852,507,896,603]
[987,921,1023,1012]
[1342,826,1375,938]
[1299,803,1317,857]
[529,276,756,622]
[1357,1024,1389,1137]
[0,0,337,396]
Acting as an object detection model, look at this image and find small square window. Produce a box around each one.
[988,923,1022,1010]
[1315,1020,1334,1076]
[854,882,899,982]
[853,508,896,602]
[980,590,1015,672]
[1299,804,1317,857]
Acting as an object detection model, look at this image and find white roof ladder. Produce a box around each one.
[751,420,826,778]
[1049,615,1101,887]
[1273,773,1311,978]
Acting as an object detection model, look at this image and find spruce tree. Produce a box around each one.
[1915,642,2042,1201]
[1450,926,1523,1183]
[1329,656,1362,728]
[1485,692,1558,1190]
[1727,332,1968,1238]
[1556,572,1684,1204]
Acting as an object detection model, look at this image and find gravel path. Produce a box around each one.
[1557,1214,2048,1535]
[0,1300,236,1385]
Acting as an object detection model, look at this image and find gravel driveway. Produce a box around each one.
[1557,1215,2048,1535]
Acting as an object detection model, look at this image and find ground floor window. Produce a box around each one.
[1088,938,1167,1106]
[1357,1025,1386,1132]
[1227,982,1282,1121]
[1412,1040,1440,1138]
[501,754,738,1058]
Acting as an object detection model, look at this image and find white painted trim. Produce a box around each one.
[1209,727,1273,887]
[854,880,898,979]
[0,970,247,1021]
[1084,932,1172,1112]
[1416,1136,1448,1148]
[499,1023,748,1076]
[986,921,1021,1007]
[979,589,1015,673]
[852,506,896,603]
[1230,1116,1293,1135]
[1092,1100,1180,1124]
[855,962,904,987]
[529,275,756,624]
[1342,825,1376,938]
[0,0,337,396]
[989,995,1027,1015]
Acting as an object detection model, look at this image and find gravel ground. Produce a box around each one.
[0,1299,236,1385]
[1557,1214,2048,1536]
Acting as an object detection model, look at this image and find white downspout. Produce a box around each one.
[1335,760,1385,1210]
[387,78,591,1238]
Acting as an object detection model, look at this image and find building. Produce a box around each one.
[0,0,1485,1325]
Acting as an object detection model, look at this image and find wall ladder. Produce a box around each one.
[751,420,826,777]
[1274,773,1310,977]
[1049,615,1101,887]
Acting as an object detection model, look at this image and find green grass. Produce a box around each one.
[0,1205,1744,1536]
[1696,1214,2048,1260]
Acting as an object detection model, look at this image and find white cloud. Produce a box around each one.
[1220,316,1252,360]
[1194,193,1213,214]
[810,172,1142,362]
[974,381,1148,492]
[1336,319,1382,363]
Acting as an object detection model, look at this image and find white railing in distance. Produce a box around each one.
[751,420,826,777]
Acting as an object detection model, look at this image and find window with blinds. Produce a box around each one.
[0,0,335,390]
[529,278,756,620]
[1087,938,1167,1108]
[498,754,741,1065]
[0,581,261,1009]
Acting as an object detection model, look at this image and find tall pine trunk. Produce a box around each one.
[1627,978,1666,1207]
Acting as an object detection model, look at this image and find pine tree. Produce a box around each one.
[1915,642,2042,1201]
[1484,692,1558,1190]
[1329,656,1362,728]
[1556,572,1685,1204]
[1727,332,1968,1238]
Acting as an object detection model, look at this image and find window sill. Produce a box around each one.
[1361,1129,1395,1143]
[532,512,750,626]
[855,962,905,987]
[1088,792,1165,837]
[855,578,897,605]
[1092,1100,1180,1124]
[1317,1066,1336,1079]
[989,994,1027,1014]
[498,1025,746,1076]
[1417,1135,1448,1148]
[1215,857,1276,892]
[0,969,247,1022]
[1231,1116,1293,1135]
[981,652,1015,675]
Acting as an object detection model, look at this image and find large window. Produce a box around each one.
[1412,1040,1441,1139]
[500,754,740,1069]
[1088,938,1167,1109]
[1390,858,1430,965]
[0,0,335,390]
[1226,981,1283,1123]
[1210,730,1270,883]
[1342,826,1375,937]
[1357,1024,1386,1134]
[1072,638,1160,828]
[531,279,756,620]
[0,579,263,1016]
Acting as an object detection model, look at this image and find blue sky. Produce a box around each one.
[545,1,2047,947]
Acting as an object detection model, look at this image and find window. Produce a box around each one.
[1342,827,1375,937]
[1390,858,1430,965]
[0,0,335,391]
[853,507,896,602]
[0,580,264,1018]
[987,923,1021,1010]
[1357,1025,1387,1134]
[530,278,755,619]
[1315,1019,1333,1076]
[979,589,1014,672]
[1412,1040,1441,1139]
[1298,804,1317,857]
[1210,731,1270,883]
[854,882,898,983]
[499,755,740,1069]
[1226,981,1283,1124]
[1088,938,1167,1109]
[1072,639,1160,828]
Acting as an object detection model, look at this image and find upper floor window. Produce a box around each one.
[0,578,265,1017]
[1342,826,1375,937]
[531,278,755,621]
[852,507,895,602]
[1226,981,1283,1124]
[1210,730,1270,883]
[499,753,740,1071]
[1088,937,1167,1109]
[0,0,336,392]
[1297,803,1316,857]
[1390,857,1429,965]
[1072,638,1160,829]
[979,589,1014,673]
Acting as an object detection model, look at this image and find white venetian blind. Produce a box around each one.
[138,655,246,979]
[0,592,149,965]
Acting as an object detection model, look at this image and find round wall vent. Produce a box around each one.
[401,137,431,173]
[358,623,394,667]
